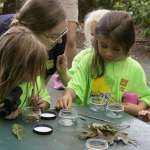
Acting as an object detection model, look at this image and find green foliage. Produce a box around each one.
[79,0,149,37]
[113,0,150,37]
[79,0,113,21]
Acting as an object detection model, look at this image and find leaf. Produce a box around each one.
[114,132,137,146]
[12,123,24,140]
[79,122,137,146]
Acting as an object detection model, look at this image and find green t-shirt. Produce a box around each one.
[68,48,93,76]
[68,48,150,106]
[19,76,50,110]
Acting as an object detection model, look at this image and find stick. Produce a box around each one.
[79,113,112,123]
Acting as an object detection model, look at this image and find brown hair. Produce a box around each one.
[91,10,135,78]
[11,0,66,34]
[0,26,47,102]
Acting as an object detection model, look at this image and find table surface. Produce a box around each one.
[0,106,150,150]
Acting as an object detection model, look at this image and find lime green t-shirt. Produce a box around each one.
[68,48,150,106]
[19,76,50,110]
[68,48,93,76]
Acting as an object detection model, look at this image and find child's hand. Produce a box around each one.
[31,95,50,109]
[56,94,73,109]
[56,54,68,75]
[138,110,150,122]
[5,108,20,120]
[0,103,20,119]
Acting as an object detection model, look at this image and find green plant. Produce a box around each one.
[113,0,150,37]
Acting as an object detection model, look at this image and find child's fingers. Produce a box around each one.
[63,98,69,109]
[148,115,150,120]
[57,54,67,69]
[59,99,64,108]
[57,55,65,64]
[56,98,64,109]
[31,95,39,102]
[138,110,145,116]
[139,110,149,116]
[36,99,43,105]
[67,98,72,109]
[39,102,50,109]
[5,109,19,119]
[138,110,150,121]
[56,94,73,109]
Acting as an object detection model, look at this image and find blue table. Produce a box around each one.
[0,106,150,150]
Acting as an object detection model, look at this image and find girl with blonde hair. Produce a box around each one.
[0,26,50,119]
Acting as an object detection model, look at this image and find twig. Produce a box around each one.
[79,113,113,123]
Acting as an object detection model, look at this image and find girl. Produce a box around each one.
[56,11,150,116]
[56,9,111,86]
[0,26,50,119]
[0,0,66,80]
[11,0,66,80]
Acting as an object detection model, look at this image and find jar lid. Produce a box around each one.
[40,111,57,120]
[33,124,53,135]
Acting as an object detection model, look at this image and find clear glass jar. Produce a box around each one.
[21,106,41,123]
[85,138,108,150]
[106,103,124,118]
[58,109,78,127]
[89,96,105,112]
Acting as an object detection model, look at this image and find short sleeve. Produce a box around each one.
[67,52,92,104]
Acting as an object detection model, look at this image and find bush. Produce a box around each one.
[79,0,113,21]
[113,0,150,37]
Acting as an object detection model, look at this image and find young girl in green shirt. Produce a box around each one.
[0,26,50,119]
[56,10,150,116]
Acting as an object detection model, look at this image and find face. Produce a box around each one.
[39,21,67,50]
[97,37,127,61]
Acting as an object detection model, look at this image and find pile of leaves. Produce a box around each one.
[79,122,136,146]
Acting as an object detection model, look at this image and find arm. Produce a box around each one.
[56,51,92,109]
[124,60,150,116]
[57,49,92,86]
[123,101,148,116]
[31,76,50,109]
[56,54,71,86]
[65,22,77,68]
[62,0,78,68]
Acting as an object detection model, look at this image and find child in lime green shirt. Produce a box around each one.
[0,26,50,119]
[56,10,150,116]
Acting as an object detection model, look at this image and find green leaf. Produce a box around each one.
[12,123,24,140]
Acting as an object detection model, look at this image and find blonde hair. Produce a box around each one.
[84,9,110,47]
[0,25,48,102]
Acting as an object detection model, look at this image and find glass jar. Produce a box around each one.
[21,106,41,123]
[106,103,124,118]
[89,96,105,112]
[85,138,108,150]
[58,109,78,127]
